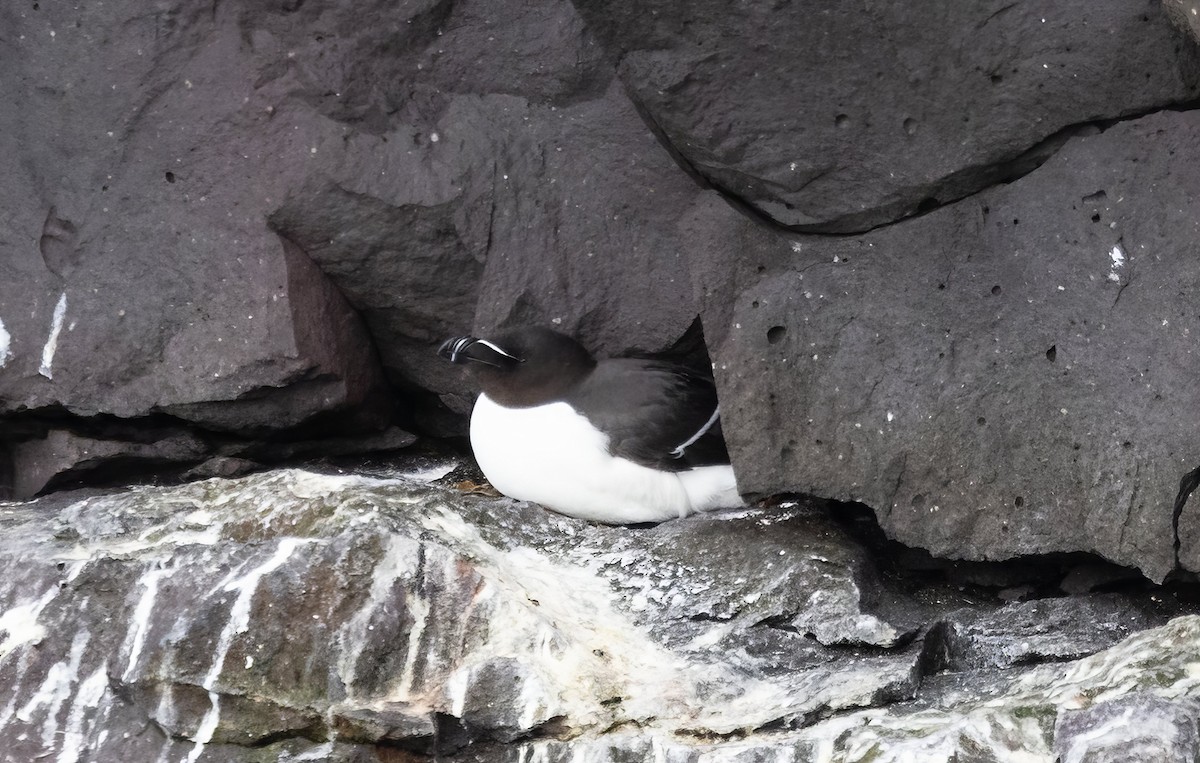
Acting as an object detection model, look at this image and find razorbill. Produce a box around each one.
[437,326,743,523]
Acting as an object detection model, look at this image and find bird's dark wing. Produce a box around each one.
[566,358,731,471]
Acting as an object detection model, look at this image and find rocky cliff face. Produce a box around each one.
[0,468,1197,762]
[2,0,1198,582]
[3,1,1200,758]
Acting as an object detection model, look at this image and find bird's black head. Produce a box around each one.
[437,326,597,407]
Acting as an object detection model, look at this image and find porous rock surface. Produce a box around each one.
[573,0,1200,231]
[701,109,1200,582]
[0,467,1194,762]
[2,0,1200,587]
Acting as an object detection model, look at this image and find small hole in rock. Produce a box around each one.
[165,171,176,183]
[911,494,925,509]
[1046,345,1057,362]
[1015,496,1025,507]
[917,197,940,213]
[991,285,1002,295]
[767,326,786,345]
[835,113,850,128]
[937,283,946,290]
[1012,218,1020,225]
[1122,441,1132,449]
[976,417,986,426]
[1091,213,1100,223]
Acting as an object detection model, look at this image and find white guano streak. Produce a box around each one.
[0,585,60,659]
[0,315,10,367]
[1108,244,1126,283]
[57,661,109,763]
[121,564,176,682]
[39,292,68,379]
[185,538,310,763]
[336,535,416,696]
[17,629,90,750]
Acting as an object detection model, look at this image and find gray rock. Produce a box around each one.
[182,457,263,482]
[0,2,391,433]
[267,78,712,419]
[0,0,1198,684]
[573,0,1200,231]
[0,468,1195,762]
[9,428,208,499]
[0,469,922,761]
[1163,0,1200,42]
[1055,693,1200,763]
[925,595,1159,672]
[701,110,1200,581]
[493,616,1200,762]
[243,0,720,433]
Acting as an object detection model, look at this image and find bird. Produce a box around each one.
[437,326,743,523]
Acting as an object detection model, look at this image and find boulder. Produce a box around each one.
[700,110,1200,581]
[572,0,1200,231]
[0,1,391,432]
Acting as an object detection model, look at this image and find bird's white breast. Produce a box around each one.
[469,393,741,523]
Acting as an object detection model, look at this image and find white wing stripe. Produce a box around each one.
[671,405,720,458]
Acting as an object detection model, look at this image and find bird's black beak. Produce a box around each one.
[438,336,478,364]
[437,336,523,368]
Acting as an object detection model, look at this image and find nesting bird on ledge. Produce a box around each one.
[438,326,743,523]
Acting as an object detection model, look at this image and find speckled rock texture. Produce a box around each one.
[702,110,1200,582]
[573,0,1200,232]
[0,468,1194,762]
[2,0,1199,614]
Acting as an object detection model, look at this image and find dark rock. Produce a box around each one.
[183,457,263,482]
[701,110,1200,581]
[331,704,435,745]
[267,78,712,417]
[9,428,208,499]
[0,443,12,501]
[925,595,1161,672]
[573,0,1200,231]
[1060,561,1145,595]
[0,1,391,434]
[1055,693,1200,763]
[1164,0,1200,42]
[246,0,716,432]
[226,426,418,463]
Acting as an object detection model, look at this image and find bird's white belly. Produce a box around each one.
[469,394,741,523]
